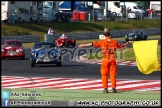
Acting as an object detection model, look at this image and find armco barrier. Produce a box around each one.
[1,35,40,44]
[51,28,161,40]
[1,28,160,43]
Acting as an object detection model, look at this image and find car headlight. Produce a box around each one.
[32,53,35,56]
[31,50,36,56]
[19,48,23,52]
[43,13,46,15]
[1,49,5,52]
[16,49,19,52]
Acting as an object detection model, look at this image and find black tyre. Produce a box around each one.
[1,57,5,60]
[72,41,76,47]
[125,38,129,42]
[144,37,147,40]
[31,62,35,67]
[57,55,62,67]
[65,41,69,47]
[21,55,25,60]
[65,15,70,22]
[136,37,140,41]
[61,15,66,22]
[31,59,35,67]
[112,12,117,17]
[56,62,62,67]
[54,15,58,22]
[144,36,147,40]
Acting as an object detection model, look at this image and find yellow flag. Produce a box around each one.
[132,40,161,74]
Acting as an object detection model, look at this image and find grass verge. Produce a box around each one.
[2,20,160,40]
[86,45,161,62]
[2,88,161,106]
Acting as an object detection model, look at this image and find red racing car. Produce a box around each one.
[1,40,25,60]
[55,34,76,48]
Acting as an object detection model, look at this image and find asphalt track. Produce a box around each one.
[2,38,161,80]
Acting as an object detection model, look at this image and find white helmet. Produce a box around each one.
[62,34,65,37]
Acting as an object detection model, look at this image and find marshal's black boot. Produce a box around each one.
[112,88,117,93]
[103,88,108,93]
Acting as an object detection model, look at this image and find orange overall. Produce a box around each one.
[92,37,125,89]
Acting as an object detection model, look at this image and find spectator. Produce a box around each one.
[48,28,51,34]
[48,28,55,35]
[51,28,55,35]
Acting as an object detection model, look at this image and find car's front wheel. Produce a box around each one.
[144,36,147,40]
[61,15,66,22]
[56,62,62,67]
[31,61,35,67]
[125,38,129,42]
[136,37,140,41]
[31,58,35,67]
[65,15,70,22]
[21,55,25,60]
[53,15,58,22]
[72,41,76,47]
[65,41,69,47]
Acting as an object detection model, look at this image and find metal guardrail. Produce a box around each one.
[1,28,160,43]
[51,28,161,40]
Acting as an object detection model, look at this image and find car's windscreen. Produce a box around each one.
[5,41,22,46]
[43,1,52,8]
[34,43,56,49]
[137,5,143,9]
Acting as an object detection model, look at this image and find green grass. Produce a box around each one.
[2,20,160,41]
[86,45,161,62]
[2,88,161,106]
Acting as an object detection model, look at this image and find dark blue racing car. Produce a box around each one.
[30,42,61,67]
[125,31,148,42]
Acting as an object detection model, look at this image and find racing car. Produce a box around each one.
[125,31,148,42]
[1,40,25,60]
[55,34,76,48]
[30,42,61,67]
